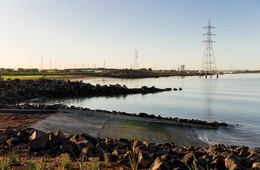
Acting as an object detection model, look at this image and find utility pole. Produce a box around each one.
[49,59,52,70]
[41,57,43,71]
[200,20,218,78]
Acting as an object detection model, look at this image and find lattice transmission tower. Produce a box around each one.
[200,20,218,78]
[133,49,139,69]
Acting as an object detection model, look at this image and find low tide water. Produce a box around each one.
[28,73,260,148]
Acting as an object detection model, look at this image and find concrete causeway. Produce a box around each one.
[32,110,209,147]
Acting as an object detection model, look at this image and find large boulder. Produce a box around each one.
[48,133,66,148]
[149,157,170,170]
[239,148,250,157]
[181,152,195,168]
[138,151,153,168]
[118,138,130,145]
[60,140,75,153]
[79,146,95,161]
[252,162,260,169]
[112,145,128,156]
[28,136,48,152]
[225,155,242,170]
[139,112,149,118]
[210,157,225,170]
[29,130,46,141]
[0,135,8,145]
[17,129,30,142]
[75,140,94,151]
[3,127,16,137]
[6,137,21,146]
[143,141,157,153]
[132,140,144,151]
[70,133,97,144]
[153,145,167,157]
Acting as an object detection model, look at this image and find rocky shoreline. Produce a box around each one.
[0,127,260,169]
[0,78,172,104]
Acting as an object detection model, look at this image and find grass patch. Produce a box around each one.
[90,161,99,170]
[2,75,63,80]
[101,148,110,165]
[58,154,72,170]
[25,160,44,170]
[127,150,139,170]
[8,151,19,164]
[0,157,10,170]
[24,161,36,170]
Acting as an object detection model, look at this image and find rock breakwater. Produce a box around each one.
[0,78,172,104]
[0,127,259,169]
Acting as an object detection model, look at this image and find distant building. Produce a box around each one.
[180,65,185,71]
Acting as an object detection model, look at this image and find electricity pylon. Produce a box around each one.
[200,20,218,78]
[133,49,139,69]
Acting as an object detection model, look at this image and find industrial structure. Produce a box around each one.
[200,20,218,78]
[133,49,139,69]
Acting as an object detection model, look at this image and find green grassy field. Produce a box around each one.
[1,75,64,80]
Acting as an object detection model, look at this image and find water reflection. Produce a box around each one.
[94,77,141,88]
[201,79,217,119]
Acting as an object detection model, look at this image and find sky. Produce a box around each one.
[0,0,260,70]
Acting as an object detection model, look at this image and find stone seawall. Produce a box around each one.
[0,127,259,169]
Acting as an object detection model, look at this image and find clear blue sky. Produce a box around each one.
[0,0,259,70]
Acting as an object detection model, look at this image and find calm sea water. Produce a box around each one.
[28,74,260,148]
